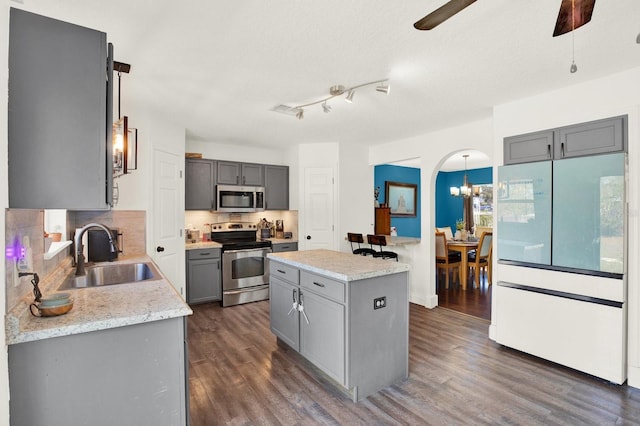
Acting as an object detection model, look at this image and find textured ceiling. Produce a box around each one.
[13,0,640,155]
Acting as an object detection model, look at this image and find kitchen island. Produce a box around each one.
[268,249,410,401]
[6,256,192,426]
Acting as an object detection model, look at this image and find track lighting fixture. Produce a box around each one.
[637,32,640,44]
[273,78,389,119]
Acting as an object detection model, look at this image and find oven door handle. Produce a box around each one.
[224,285,269,295]
[223,248,271,255]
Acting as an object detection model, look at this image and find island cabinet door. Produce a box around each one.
[299,290,345,385]
[270,276,300,350]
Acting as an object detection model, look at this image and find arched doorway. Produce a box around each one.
[435,150,493,320]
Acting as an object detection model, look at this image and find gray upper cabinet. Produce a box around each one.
[264,165,289,210]
[504,116,627,165]
[556,116,626,159]
[217,161,264,186]
[8,9,113,209]
[504,130,554,165]
[185,159,216,210]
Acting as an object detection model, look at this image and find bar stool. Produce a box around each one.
[367,234,398,261]
[347,233,376,256]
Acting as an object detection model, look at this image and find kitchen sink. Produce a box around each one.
[59,262,161,290]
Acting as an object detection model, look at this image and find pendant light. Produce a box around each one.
[450,155,473,198]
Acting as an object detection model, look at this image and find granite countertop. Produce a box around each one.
[385,236,420,246]
[266,238,298,244]
[185,241,222,250]
[268,249,410,282]
[5,256,192,345]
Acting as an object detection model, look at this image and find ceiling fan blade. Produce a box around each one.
[414,0,477,31]
[552,0,596,37]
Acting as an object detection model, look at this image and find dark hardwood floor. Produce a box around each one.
[187,300,640,425]
[436,269,492,320]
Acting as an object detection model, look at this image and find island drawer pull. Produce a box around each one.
[313,281,325,287]
[277,269,286,274]
[199,252,210,256]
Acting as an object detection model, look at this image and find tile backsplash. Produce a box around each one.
[185,210,299,240]
[5,209,146,311]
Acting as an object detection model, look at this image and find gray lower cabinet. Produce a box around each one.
[185,158,216,210]
[269,260,408,401]
[504,115,627,165]
[187,248,221,304]
[299,285,345,383]
[271,241,298,253]
[264,165,290,210]
[9,8,113,209]
[9,317,187,426]
[270,275,300,349]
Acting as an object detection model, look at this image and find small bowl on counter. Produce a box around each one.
[30,292,74,317]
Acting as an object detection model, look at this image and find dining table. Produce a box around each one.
[447,240,479,290]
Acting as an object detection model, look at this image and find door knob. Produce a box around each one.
[306,235,311,240]
[156,246,165,252]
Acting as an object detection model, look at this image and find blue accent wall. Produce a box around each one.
[374,165,421,237]
[435,167,492,230]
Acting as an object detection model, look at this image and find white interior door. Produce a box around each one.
[302,167,335,250]
[152,149,184,296]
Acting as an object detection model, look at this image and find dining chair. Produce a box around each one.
[367,234,399,261]
[468,231,493,288]
[436,226,454,241]
[347,232,376,256]
[435,231,462,288]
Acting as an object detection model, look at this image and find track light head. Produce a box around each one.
[296,109,304,120]
[637,32,640,43]
[376,83,390,94]
[322,102,331,113]
[345,90,355,103]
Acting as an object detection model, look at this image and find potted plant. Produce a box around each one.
[455,219,465,240]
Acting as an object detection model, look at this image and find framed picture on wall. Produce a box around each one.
[385,181,417,217]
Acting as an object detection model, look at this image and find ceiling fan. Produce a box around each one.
[413,0,596,35]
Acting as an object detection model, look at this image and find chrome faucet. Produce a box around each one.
[74,223,117,276]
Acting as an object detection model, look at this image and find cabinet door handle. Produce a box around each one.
[156,246,165,252]
[547,144,551,158]
[313,281,325,288]
[561,141,565,157]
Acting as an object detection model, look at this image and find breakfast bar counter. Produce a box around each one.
[268,249,410,401]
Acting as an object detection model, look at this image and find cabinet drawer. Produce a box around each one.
[187,248,220,260]
[272,242,298,253]
[270,262,299,285]
[301,271,345,303]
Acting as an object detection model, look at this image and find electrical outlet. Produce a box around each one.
[373,296,386,310]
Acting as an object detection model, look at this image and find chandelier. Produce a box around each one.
[450,154,480,198]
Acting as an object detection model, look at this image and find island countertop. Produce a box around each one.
[5,256,192,345]
[268,249,410,282]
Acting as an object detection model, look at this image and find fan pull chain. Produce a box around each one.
[570,0,578,73]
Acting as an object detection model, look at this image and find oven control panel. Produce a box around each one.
[211,222,258,232]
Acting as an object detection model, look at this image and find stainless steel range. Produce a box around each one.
[210,222,272,307]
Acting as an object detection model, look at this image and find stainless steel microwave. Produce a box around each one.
[216,185,265,213]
